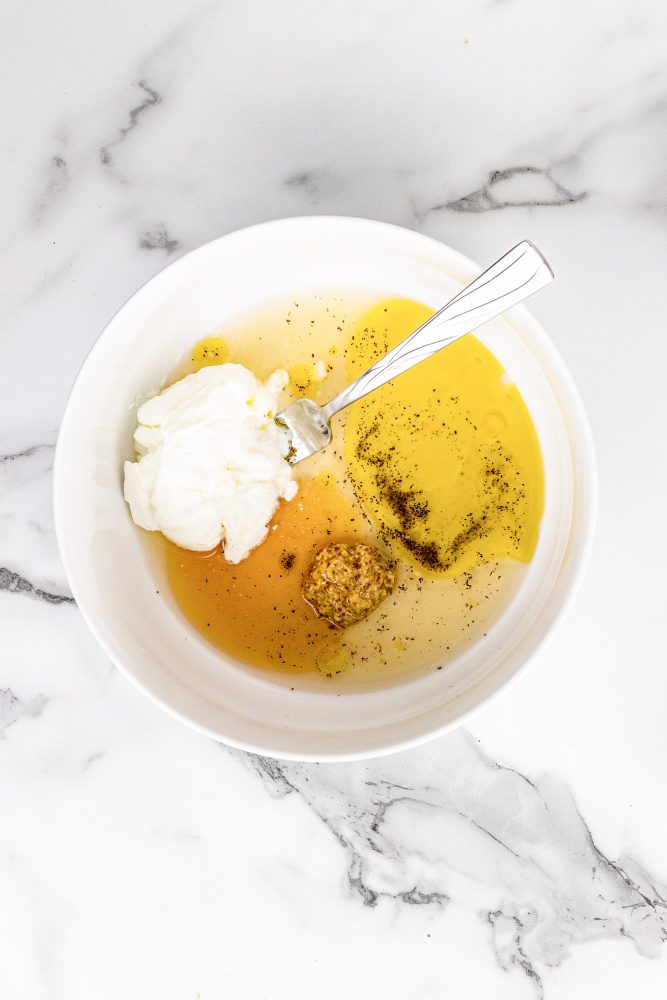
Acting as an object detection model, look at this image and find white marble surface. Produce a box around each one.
[2,0,667,996]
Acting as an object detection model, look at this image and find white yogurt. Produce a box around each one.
[123,364,297,560]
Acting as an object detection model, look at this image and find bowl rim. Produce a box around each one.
[54,215,598,761]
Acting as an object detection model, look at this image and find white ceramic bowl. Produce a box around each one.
[54,217,596,761]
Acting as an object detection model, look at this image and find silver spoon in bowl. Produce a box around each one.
[276,240,553,464]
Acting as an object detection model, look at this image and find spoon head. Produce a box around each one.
[275,398,332,464]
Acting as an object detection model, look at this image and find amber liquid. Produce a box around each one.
[163,475,372,676]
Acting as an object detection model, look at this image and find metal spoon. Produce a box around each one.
[276,240,553,464]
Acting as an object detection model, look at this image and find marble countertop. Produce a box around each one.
[2,0,667,996]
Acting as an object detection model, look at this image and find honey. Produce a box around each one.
[163,474,370,676]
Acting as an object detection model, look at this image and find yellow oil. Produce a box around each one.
[344,299,544,577]
[146,291,544,686]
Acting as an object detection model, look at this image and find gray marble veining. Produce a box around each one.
[1,0,666,995]
[247,734,667,971]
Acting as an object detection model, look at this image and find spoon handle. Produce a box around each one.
[322,240,553,421]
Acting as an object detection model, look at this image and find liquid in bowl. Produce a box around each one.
[141,289,544,689]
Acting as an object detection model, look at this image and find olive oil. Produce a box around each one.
[345,299,544,577]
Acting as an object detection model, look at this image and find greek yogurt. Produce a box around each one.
[123,364,297,560]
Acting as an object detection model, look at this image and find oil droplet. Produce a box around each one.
[288,362,324,395]
[190,336,229,370]
[483,412,506,437]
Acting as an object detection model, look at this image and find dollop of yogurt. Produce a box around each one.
[123,364,297,561]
